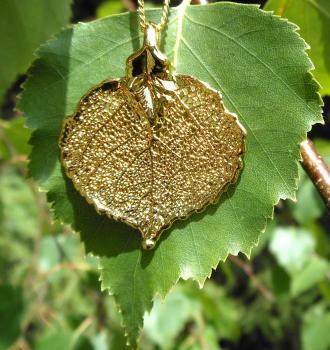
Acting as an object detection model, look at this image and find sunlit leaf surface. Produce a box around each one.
[265,0,330,96]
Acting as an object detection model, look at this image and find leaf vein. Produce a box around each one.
[184,14,316,116]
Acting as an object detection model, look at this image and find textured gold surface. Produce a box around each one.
[59,24,245,249]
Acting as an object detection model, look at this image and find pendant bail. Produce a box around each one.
[126,21,170,78]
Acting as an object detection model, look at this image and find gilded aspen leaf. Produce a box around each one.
[60,24,245,249]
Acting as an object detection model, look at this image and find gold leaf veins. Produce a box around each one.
[60,23,246,249]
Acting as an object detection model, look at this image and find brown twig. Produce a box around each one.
[229,255,275,303]
[300,139,330,208]
[74,317,94,340]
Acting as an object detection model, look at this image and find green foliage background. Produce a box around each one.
[0,0,330,349]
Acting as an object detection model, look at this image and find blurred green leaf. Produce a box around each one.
[96,0,164,19]
[269,227,315,275]
[310,221,330,258]
[57,234,84,262]
[36,329,93,350]
[319,279,330,300]
[36,330,74,350]
[0,165,41,284]
[0,118,31,160]
[96,0,124,18]
[38,236,61,272]
[203,326,221,349]
[264,0,330,95]
[0,0,72,106]
[0,285,24,350]
[290,166,325,225]
[0,123,10,160]
[302,303,330,350]
[313,138,330,156]
[89,332,108,350]
[271,265,290,299]
[183,281,241,341]
[19,2,323,346]
[143,287,198,349]
[0,165,38,238]
[291,255,329,297]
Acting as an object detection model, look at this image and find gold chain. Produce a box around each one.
[138,0,171,33]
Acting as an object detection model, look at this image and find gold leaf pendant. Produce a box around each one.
[60,23,246,250]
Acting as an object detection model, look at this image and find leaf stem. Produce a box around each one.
[300,139,330,208]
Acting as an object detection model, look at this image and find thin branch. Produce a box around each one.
[39,262,91,277]
[300,139,330,208]
[229,255,275,303]
[73,317,94,340]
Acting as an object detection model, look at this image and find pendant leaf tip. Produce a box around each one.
[142,237,156,250]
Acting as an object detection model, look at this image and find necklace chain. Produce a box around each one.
[138,0,171,33]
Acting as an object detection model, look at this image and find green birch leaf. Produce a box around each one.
[269,226,329,297]
[0,118,32,160]
[0,285,24,349]
[269,227,315,275]
[19,2,323,346]
[264,0,330,96]
[0,165,38,238]
[302,303,330,350]
[0,0,72,106]
[143,286,198,349]
[291,255,329,297]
